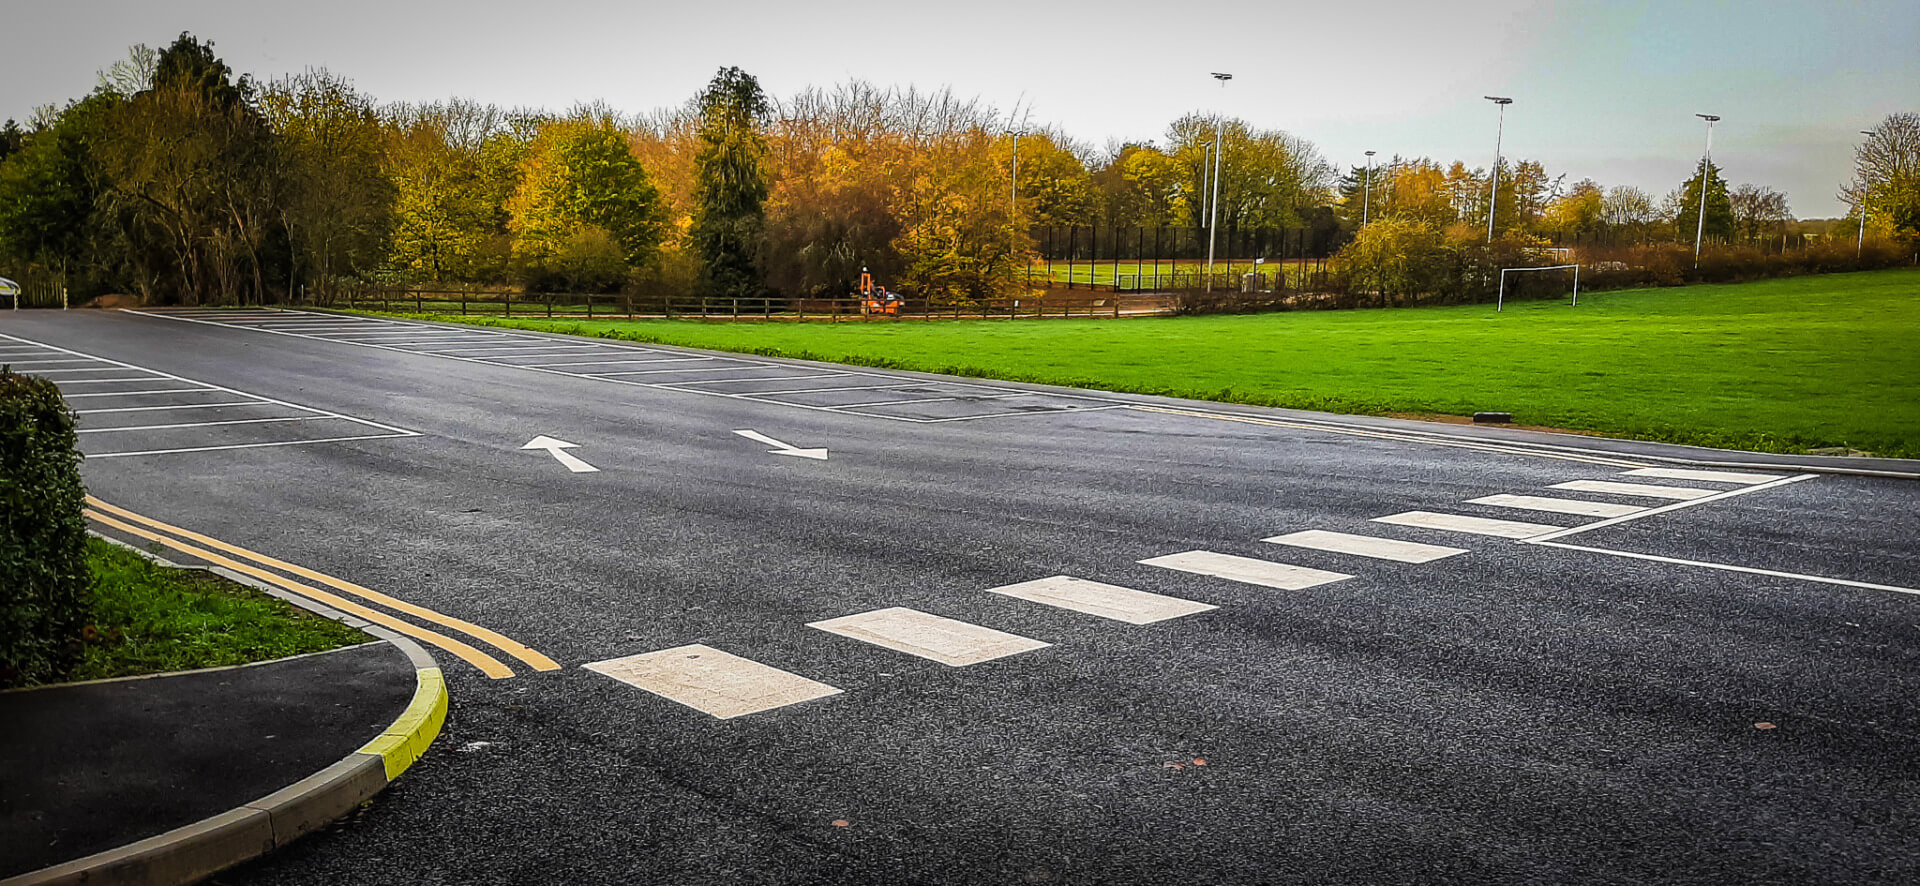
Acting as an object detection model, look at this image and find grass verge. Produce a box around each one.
[346,268,1920,459]
[65,537,369,683]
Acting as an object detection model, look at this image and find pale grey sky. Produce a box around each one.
[3,0,1915,216]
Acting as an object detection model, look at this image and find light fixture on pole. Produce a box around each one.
[1693,113,1720,269]
[1484,96,1512,243]
[1857,129,1873,258]
[1206,72,1232,292]
[1362,150,1376,227]
[1004,128,1027,275]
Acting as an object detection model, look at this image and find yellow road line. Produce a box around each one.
[87,496,560,673]
[86,509,516,680]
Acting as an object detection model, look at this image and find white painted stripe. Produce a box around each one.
[3,358,100,366]
[1550,479,1716,500]
[1624,467,1785,484]
[78,416,331,434]
[666,373,853,387]
[737,382,920,396]
[1467,494,1644,518]
[1139,550,1351,590]
[27,368,149,375]
[986,575,1216,624]
[76,402,263,414]
[583,644,841,719]
[85,432,418,458]
[1261,529,1467,563]
[522,358,708,368]
[49,377,167,384]
[1522,474,1818,542]
[596,365,762,376]
[1372,511,1563,539]
[808,607,1050,666]
[64,388,217,398]
[1528,540,1920,598]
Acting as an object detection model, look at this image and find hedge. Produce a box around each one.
[0,368,90,687]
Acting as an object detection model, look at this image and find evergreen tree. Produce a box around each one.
[689,67,770,298]
[1673,159,1734,243]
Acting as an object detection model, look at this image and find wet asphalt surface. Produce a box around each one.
[4,308,1917,885]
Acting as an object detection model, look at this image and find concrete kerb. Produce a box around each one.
[1,536,449,886]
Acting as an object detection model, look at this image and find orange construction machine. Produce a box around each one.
[858,269,902,316]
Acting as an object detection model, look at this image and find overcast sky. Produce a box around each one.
[3,0,1914,216]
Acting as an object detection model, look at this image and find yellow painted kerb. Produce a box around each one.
[357,667,448,781]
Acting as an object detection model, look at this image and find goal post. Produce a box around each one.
[1497,264,1580,312]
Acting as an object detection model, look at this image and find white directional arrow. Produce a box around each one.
[521,435,600,473]
[732,429,828,460]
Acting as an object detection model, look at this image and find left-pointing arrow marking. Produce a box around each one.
[522,435,600,473]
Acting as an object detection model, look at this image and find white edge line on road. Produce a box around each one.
[1522,473,1818,542]
[1527,539,1920,598]
[85,432,418,458]
[0,330,418,438]
[1130,405,1654,469]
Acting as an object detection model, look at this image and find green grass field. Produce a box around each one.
[367,269,1920,458]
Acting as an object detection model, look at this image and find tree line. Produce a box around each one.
[0,34,1913,306]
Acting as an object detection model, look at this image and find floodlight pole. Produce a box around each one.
[1362,150,1376,227]
[1693,113,1719,269]
[1857,129,1873,258]
[1485,96,1512,243]
[1005,128,1026,277]
[1206,72,1232,292]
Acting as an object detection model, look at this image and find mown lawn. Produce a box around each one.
[368,268,1920,458]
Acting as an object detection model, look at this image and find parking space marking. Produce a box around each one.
[1261,529,1467,563]
[1624,467,1784,484]
[75,402,263,414]
[0,331,417,457]
[1467,494,1644,518]
[584,644,842,719]
[808,607,1051,666]
[1551,479,1717,500]
[1372,511,1564,538]
[1140,550,1352,590]
[127,309,1118,423]
[987,576,1217,624]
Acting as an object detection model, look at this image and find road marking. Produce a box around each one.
[986,575,1217,624]
[1523,474,1818,542]
[1261,529,1467,563]
[584,644,841,719]
[77,416,329,434]
[64,388,215,398]
[89,497,559,674]
[809,607,1050,666]
[522,359,704,368]
[1551,479,1717,500]
[597,365,763,376]
[746,382,921,396]
[75,402,263,414]
[1372,511,1563,538]
[86,435,425,459]
[733,429,828,460]
[1139,550,1352,590]
[1623,467,1784,484]
[522,435,600,473]
[1528,539,1920,598]
[36,377,161,384]
[1467,494,1644,518]
[668,373,853,386]
[1129,405,1655,469]
[87,509,515,679]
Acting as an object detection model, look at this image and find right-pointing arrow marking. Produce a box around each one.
[733,429,828,461]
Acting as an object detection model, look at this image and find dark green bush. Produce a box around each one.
[0,369,90,687]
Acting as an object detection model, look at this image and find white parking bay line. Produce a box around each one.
[1371,511,1562,539]
[986,575,1216,625]
[583,644,842,720]
[78,416,329,434]
[1139,551,1351,590]
[1551,479,1716,500]
[1467,494,1644,518]
[1623,467,1785,485]
[1261,529,1467,564]
[807,607,1050,666]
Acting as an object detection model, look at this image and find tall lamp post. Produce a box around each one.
[1361,150,1376,227]
[1205,72,1232,291]
[1004,128,1027,282]
[1857,129,1873,258]
[1484,96,1512,242]
[1693,113,1720,268]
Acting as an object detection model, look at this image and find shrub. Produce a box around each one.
[0,369,90,687]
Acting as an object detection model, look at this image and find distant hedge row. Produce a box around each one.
[0,369,90,687]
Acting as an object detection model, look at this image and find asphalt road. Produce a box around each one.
[5,308,1918,885]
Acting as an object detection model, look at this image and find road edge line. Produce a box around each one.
[0,549,449,886]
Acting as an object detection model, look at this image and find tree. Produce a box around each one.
[1672,159,1733,244]
[688,66,771,299]
[261,71,393,301]
[1543,179,1604,241]
[507,118,666,288]
[384,100,529,283]
[0,120,23,165]
[1728,184,1791,242]
[1846,112,1920,247]
[1602,185,1656,243]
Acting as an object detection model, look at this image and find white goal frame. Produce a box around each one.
[1497,264,1579,312]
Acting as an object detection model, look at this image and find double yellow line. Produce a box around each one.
[85,496,559,680]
